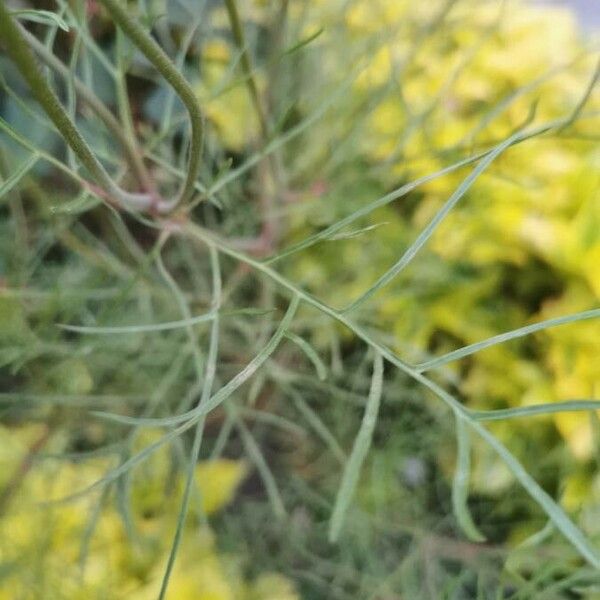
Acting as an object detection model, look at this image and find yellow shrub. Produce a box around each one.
[290,0,599,473]
[0,427,296,599]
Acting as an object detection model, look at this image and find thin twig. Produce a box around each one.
[20,26,154,193]
[98,0,204,209]
[0,2,158,211]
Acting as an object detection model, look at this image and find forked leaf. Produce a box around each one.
[343,129,527,312]
[265,118,561,266]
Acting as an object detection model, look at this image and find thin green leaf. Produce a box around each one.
[465,51,584,143]
[0,153,39,201]
[0,392,146,407]
[452,415,486,542]
[79,487,110,572]
[0,116,87,187]
[58,311,215,334]
[265,119,560,266]
[329,351,384,542]
[282,28,324,56]
[288,386,346,464]
[472,421,600,568]
[343,130,525,312]
[159,246,222,600]
[43,420,196,505]
[326,222,389,242]
[209,414,235,461]
[57,307,270,334]
[471,400,600,422]
[238,407,306,436]
[11,9,69,31]
[91,296,300,427]
[235,411,287,519]
[285,331,328,381]
[559,55,600,131]
[53,0,117,78]
[517,521,554,549]
[417,309,600,371]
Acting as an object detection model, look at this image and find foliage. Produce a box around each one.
[0,0,599,598]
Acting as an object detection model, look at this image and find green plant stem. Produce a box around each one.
[158,244,221,600]
[559,54,600,131]
[0,2,155,211]
[19,26,153,193]
[98,0,203,209]
[224,0,285,248]
[183,221,600,568]
[224,0,269,138]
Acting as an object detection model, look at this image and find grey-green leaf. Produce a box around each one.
[452,414,486,542]
[329,351,384,542]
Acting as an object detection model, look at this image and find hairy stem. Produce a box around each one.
[98,0,204,208]
[20,26,154,193]
[0,2,156,211]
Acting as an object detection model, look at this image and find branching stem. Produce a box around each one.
[0,1,157,211]
[20,25,154,193]
[98,0,204,209]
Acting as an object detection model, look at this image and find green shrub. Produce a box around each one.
[1,0,599,597]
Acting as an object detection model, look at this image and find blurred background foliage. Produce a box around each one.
[0,0,599,598]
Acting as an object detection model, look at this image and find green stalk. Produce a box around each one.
[20,26,153,193]
[559,54,600,131]
[224,0,269,138]
[98,0,203,208]
[0,2,154,211]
